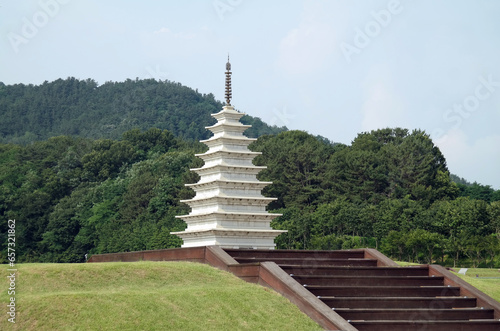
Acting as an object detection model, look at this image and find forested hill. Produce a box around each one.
[0,78,286,144]
[1,78,499,267]
[1,127,499,266]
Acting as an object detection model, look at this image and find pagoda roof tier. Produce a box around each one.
[205,122,251,134]
[171,228,286,237]
[200,134,257,146]
[210,106,245,121]
[195,149,261,160]
[191,163,266,176]
[176,210,282,220]
[181,194,277,205]
[186,179,272,189]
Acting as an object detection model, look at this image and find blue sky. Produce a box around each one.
[1,0,499,188]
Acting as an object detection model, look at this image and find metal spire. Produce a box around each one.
[225,55,232,106]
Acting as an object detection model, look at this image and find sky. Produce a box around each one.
[1,0,499,189]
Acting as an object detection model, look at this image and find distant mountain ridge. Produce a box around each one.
[0,77,286,144]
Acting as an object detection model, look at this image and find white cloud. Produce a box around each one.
[436,128,500,188]
[154,27,171,34]
[360,65,407,132]
[276,2,344,75]
[140,25,217,61]
[152,27,196,39]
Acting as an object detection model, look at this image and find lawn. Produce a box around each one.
[1,262,321,331]
[396,261,500,302]
[451,267,500,302]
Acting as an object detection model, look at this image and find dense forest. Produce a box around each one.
[251,129,500,267]
[1,79,499,267]
[0,78,285,144]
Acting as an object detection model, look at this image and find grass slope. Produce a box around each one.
[452,268,500,302]
[1,262,320,331]
[397,262,500,302]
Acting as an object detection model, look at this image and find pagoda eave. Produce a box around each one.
[211,109,246,117]
[171,228,287,236]
[180,195,277,204]
[185,179,273,188]
[175,211,282,220]
[195,150,261,158]
[200,136,257,144]
[191,164,267,173]
[206,122,251,130]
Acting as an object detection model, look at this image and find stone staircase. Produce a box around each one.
[224,248,500,331]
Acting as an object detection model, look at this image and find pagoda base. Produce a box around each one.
[171,228,286,249]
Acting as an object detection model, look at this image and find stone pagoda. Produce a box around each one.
[171,58,286,249]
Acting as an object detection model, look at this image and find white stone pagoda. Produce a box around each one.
[171,58,286,249]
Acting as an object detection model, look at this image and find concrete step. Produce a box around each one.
[334,307,494,321]
[281,265,430,277]
[349,320,500,331]
[232,257,378,266]
[308,285,461,297]
[292,275,444,287]
[320,296,478,309]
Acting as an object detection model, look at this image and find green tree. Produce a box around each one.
[489,201,500,239]
[381,231,408,261]
[82,140,137,181]
[251,131,335,209]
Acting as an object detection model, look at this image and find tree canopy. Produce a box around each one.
[1,128,499,265]
[0,78,286,144]
[1,77,499,267]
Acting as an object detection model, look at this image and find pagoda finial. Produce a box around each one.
[225,55,232,106]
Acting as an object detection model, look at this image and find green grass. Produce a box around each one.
[396,262,500,302]
[395,261,421,266]
[1,262,321,331]
[451,268,500,302]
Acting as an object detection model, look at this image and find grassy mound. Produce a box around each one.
[397,262,500,302]
[453,268,500,301]
[1,262,320,331]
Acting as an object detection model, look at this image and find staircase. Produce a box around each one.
[224,248,500,331]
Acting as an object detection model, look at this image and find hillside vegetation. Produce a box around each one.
[0,261,320,330]
[0,78,285,144]
[0,78,499,267]
[1,128,499,267]
[251,129,500,267]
